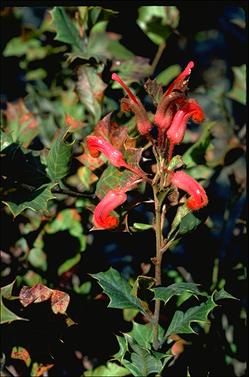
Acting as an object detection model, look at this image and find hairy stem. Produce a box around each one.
[152,185,163,350]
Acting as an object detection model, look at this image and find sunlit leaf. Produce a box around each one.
[28,248,47,272]
[50,7,83,51]
[133,222,153,230]
[19,284,52,307]
[156,64,181,86]
[91,267,147,313]
[57,253,81,276]
[51,290,70,314]
[46,129,74,182]
[0,283,28,324]
[152,282,207,305]
[31,363,54,377]
[84,362,130,377]
[0,129,13,152]
[11,346,31,367]
[137,6,179,45]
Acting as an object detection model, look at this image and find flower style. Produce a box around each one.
[86,135,127,168]
[170,170,208,210]
[112,73,152,135]
[166,99,204,161]
[93,189,127,229]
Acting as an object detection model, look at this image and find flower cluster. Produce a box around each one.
[87,62,208,229]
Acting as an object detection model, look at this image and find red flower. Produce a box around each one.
[167,99,204,145]
[154,61,194,132]
[86,135,127,168]
[93,189,127,229]
[170,170,208,210]
[112,73,152,135]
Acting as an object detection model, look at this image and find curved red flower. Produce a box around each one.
[170,170,208,210]
[86,135,127,168]
[112,73,152,135]
[165,61,194,96]
[167,99,204,145]
[93,189,127,229]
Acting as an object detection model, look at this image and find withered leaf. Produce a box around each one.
[19,284,52,307]
[51,290,70,314]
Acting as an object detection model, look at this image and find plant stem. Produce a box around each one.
[150,42,166,76]
[152,185,163,350]
[52,186,95,198]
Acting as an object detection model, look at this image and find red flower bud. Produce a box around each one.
[93,189,127,229]
[112,73,152,135]
[86,135,127,168]
[167,99,204,145]
[170,170,208,210]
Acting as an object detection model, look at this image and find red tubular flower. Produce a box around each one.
[112,73,152,135]
[170,170,208,210]
[167,99,204,145]
[93,189,127,229]
[86,135,127,168]
[154,61,195,132]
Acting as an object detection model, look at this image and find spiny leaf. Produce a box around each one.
[0,284,28,324]
[91,267,147,313]
[47,129,74,182]
[214,288,238,301]
[2,183,56,218]
[50,7,83,51]
[152,282,207,305]
[165,295,218,337]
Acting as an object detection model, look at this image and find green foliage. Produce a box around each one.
[0,282,28,324]
[152,282,207,305]
[47,129,74,182]
[91,268,148,314]
[155,64,181,85]
[227,65,246,105]
[83,362,130,377]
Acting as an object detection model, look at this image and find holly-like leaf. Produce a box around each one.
[0,129,13,152]
[83,362,130,377]
[183,121,215,168]
[93,113,128,150]
[47,129,74,182]
[76,66,106,123]
[50,7,83,51]
[11,346,31,367]
[122,335,163,377]
[127,322,164,350]
[2,183,56,218]
[214,288,238,301]
[137,6,179,45]
[91,267,147,313]
[179,211,202,235]
[227,65,246,105]
[165,295,218,337]
[1,281,28,324]
[50,290,70,314]
[156,64,181,86]
[1,280,16,300]
[152,282,207,305]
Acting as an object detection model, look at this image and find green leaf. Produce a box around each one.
[76,66,106,123]
[50,7,83,51]
[133,223,153,231]
[123,335,162,376]
[185,165,214,180]
[179,211,202,235]
[165,295,218,337]
[214,288,238,301]
[108,40,134,60]
[0,129,13,151]
[137,6,179,45]
[45,208,86,251]
[114,335,129,362]
[57,253,81,276]
[168,204,190,240]
[47,129,74,182]
[0,284,28,324]
[167,154,185,171]
[91,267,147,313]
[156,64,181,86]
[127,322,165,350]
[183,121,215,168]
[84,362,130,377]
[227,65,246,105]
[152,282,207,305]
[28,248,47,271]
[11,346,31,367]
[3,183,56,218]
[3,37,41,57]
